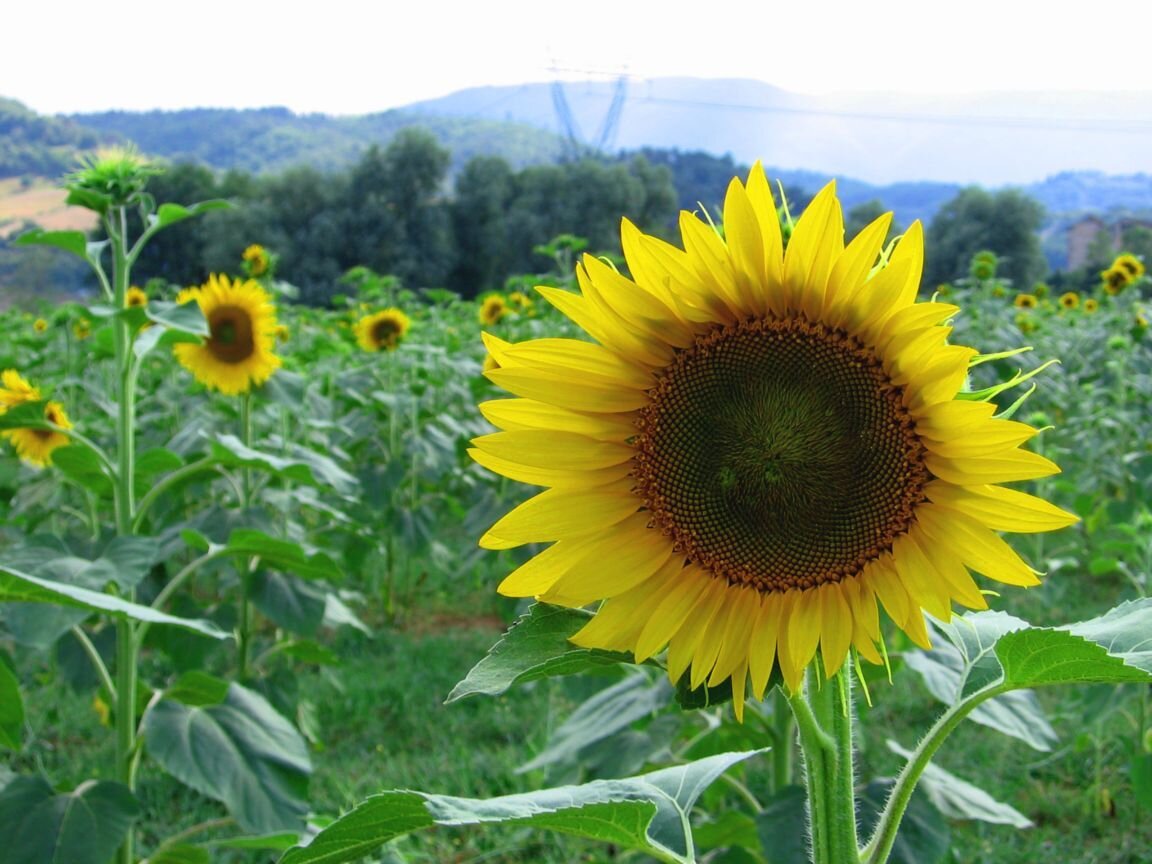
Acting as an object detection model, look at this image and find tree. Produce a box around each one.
[845,199,903,244]
[449,156,514,296]
[925,187,1047,290]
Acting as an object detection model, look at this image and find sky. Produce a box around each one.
[5,0,1152,117]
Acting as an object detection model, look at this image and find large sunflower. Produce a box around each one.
[0,370,72,467]
[355,308,411,352]
[471,165,1076,717]
[174,274,281,395]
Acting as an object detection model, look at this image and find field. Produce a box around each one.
[0,181,1150,864]
[0,177,96,237]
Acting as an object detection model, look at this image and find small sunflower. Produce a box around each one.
[1082,298,1099,314]
[479,294,508,326]
[1014,293,1038,309]
[1058,291,1079,310]
[126,286,148,308]
[355,308,411,352]
[508,291,535,315]
[1113,253,1145,280]
[73,318,91,340]
[0,371,72,467]
[33,318,48,333]
[243,244,270,277]
[174,274,282,395]
[472,165,1076,716]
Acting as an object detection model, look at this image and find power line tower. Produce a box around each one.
[550,73,628,161]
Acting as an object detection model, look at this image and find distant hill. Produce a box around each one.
[67,106,563,176]
[407,77,1152,187]
[0,97,118,178]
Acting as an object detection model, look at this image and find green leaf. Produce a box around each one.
[755,786,810,864]
[520,672,673,773]
[148,845,211,864]
[906,620,1058,751]
[279,750,763,864]
[0,776,141,864]
[694,810,762,856]
[0,651,23,750]
[447,603,636,702]
[227,529,342,581]
[14,228,90,259]
[50,444,114,497]
[143,683,312,834]
[1132,752,1152,811]
[91,535,161,592]
[0,564,228,639]
[165,670,230,707]
[857,780,950,864]
[251,572,328,636]
[144,299,210,336]
[886,740,1031,827]
[210,832,300,851]
[151,199,230,229]
[210,435,357,495]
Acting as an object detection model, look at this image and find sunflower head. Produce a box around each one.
[1058,291,1080,310]
[0,371,73,467]
[1113,253,1145,280]
[73,319,91,340]
[1102,266,1130,295]
[0,369,41,410]
[33,318,48,334]
[1083,298,1099,314]
[478,294,508,326]
[472,165,1076,714]
[355,308,411,352]
[1014,293,1038,309]
[242,244,271,278]
[126,286,148,308]
[65,146,159,213]
[173,274,282,395]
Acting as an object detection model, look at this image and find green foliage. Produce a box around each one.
[925,187,1048,289]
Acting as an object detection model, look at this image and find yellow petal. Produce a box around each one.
[749,592,785,699]
[486,367,650,413]
[924,481,1079,533]
[468,446,630,489]
[478,399,635,441]
[472,430,633,471]
[916,505,1040,587]
[925,448,1061,485]
[819,583,854,678]
[479,479,639,549]
[784,182,843,318]
[781,589,822,692]
[634,563,712,661]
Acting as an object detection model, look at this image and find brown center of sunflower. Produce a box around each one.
[207,306,256,363]
[633,317,929,594]
[372,318,401,346]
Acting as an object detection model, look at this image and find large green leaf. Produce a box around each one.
[279,750,762,864]
[143,682,312,834]
[0,650,22,750]
[447,603,636,702]
[0,776,141,864]
[519,671,673,773]
[996,598,1152,686]
[0,564,228,639]
[903,638,1057,751]
[14,229,103,262]
[210,435,357,495]
[50,445,114,497]
[886,740,1031,827]
[151,199,231,229]
[755,786,810,864]
[251,572,328,636]
[226,530,342,581]
[132,299,210,360]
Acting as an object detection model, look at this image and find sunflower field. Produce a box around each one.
[0,154,1149,864]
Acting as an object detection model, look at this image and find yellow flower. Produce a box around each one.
[355,308,411,352]
[33,318,48,333]
[479,294,508,326]
[0,369,41,409]
[1058,291,1079,310]
[126,286,148,307]
[1113,253,1145,281]
[508,291,535,315]
[471,165,1077,716]
[1102,266,1131,295]
[1013,294,1038,309]
[173,274,282,395]
[0,372,73,468]
[73,319,91,340]
[1083,298,1099,314]
[243,244,270,277]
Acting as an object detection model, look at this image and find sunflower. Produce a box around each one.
[173,274,281,395]
[479,294,508,326]
[1013,293,1038,309]
[0,371,72,467]
[1083,298,1099,314]
[33,318,48,333]
[471,165,1076,716]
[355,308,411,352]
[508,290,535,315]
[1113,253,1145,280]
[1101,267,1129,296]
[73,318,91,340]
[243,244,270,277]
[126,286,148,308]
[1058,291,1079,310]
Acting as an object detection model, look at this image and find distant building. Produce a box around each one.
[1066,215,1152,270]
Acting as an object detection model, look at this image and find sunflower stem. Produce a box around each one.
[771,688,795,792]
[236,392,255,681]
[108,202,140,864]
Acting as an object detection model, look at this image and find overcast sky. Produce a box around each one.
[6,0,1152,116]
